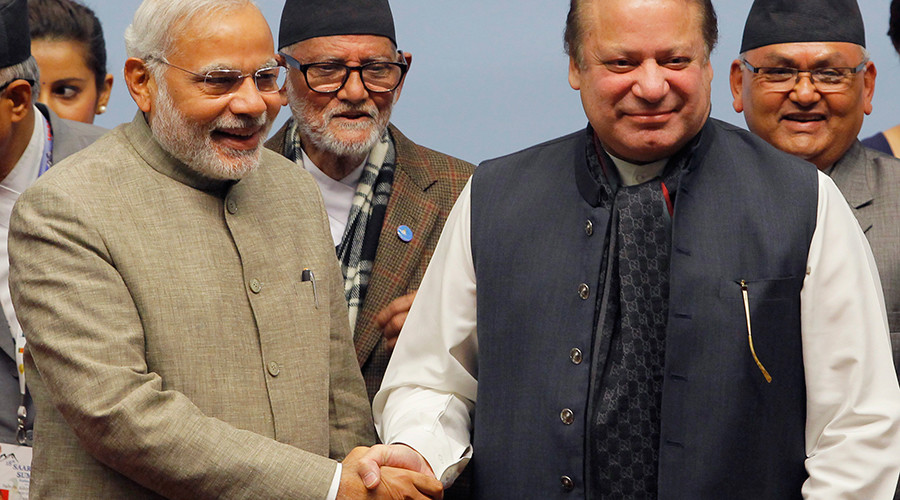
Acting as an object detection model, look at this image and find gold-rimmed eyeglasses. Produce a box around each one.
[152,58,285,96]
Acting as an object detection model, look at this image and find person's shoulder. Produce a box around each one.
[857,142,900,185]
[42,123,130,181]
[860,141,900,166]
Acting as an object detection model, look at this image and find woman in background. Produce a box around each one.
[861,0,900,157]
[28,0,112,124]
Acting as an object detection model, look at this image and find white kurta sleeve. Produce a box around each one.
[801,171,900,499]
[373,180,477,487]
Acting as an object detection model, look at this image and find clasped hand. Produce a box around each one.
[339,444,442,499]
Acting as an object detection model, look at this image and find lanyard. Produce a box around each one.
[14,334,27,444]
[11,115,52,446]
[37,113,53,177]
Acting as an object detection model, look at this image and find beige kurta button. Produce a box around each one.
[578,283,590,300]
[560,408,574,425]
[226,198,238,214]
[584,220,593,236]
[267,361,280,377]
[249,279,262,293]
[560,475,575,491]
[570,348,583,365]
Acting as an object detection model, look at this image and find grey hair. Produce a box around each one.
[124,0,256,65]
[0,56,41,104]
[738,46,871,63]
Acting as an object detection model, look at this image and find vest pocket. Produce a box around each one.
[718,276,804,384]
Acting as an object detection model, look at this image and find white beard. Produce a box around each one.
[150,81,272,181]
[285,77,393,159]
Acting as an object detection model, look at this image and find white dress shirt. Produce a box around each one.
[300,149,365,246]
[1,107,46,341]
[374,171,900,499]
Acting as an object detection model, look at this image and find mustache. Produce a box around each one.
[212,112,268,131]
[325,103,379,120]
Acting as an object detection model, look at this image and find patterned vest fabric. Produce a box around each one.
[469,119,818,499]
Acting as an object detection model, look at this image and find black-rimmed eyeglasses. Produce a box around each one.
[280,52,408,94]
[740,58,868,93]
[152,58,285,96]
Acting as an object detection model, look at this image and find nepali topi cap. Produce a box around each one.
[0,0,30,69]
[279,0,396,50]
[740,0,865,52]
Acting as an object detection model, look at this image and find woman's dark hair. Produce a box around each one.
[891,0,900,55]
[28,0,107,91]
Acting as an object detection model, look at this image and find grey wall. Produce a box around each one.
[88,1,898,164]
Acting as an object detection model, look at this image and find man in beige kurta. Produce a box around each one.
[1,0,416,498]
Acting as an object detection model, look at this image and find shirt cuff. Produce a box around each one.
[325,462,341,500]
[390,432,472,488]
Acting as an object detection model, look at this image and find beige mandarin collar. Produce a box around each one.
[123,112,232,195]
[606,153,669,187]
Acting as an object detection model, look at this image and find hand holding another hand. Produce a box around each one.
[339,445,442,499]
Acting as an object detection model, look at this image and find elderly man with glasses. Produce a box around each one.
[267,0,474,403]
[6,0,444,498]
[731,0,900,383]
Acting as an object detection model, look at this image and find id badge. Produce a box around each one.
[0,442,30,499]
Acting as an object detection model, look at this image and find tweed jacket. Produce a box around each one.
[267,120,474,399]
[10,114,374,499]
[0,104,104,445]
[830,140,900,378]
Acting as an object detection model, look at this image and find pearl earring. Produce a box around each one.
[97,105,107,115]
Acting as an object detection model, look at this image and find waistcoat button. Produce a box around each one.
[570,348,583,365]
[578,283,590,300]
[560,408,574,425]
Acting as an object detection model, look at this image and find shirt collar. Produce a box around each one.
[124,112,232,194]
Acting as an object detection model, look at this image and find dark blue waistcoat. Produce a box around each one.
[469,119,818,499]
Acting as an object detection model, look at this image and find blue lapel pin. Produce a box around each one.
[397,225,413,243]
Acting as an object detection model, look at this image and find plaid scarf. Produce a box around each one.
[285,120,396,332]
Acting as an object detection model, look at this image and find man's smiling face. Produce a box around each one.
[730,41,875,170]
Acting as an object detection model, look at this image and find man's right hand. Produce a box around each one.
[339,446,442,499]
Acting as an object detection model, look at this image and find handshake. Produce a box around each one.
[338,444,444,499]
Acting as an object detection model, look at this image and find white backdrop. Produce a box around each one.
[85,0,898,164]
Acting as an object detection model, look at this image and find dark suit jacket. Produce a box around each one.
[0,104,104,444]
[266,121,474,400]
[830,140,900,379]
